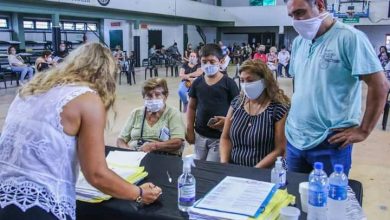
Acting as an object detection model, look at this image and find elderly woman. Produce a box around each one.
[7,46,34,84]
[220,59,290,168]
[267,46,278,72]
[0,43,161,220]
[117,78,185,156]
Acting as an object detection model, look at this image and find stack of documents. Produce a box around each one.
[76,151,148,203]
[188,176,295,220]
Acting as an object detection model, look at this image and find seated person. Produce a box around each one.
[7,46,34,84]
[253,45,268,64]
[178,52,203,112]
[220,59,290,168]
[117,78,185,156]
[53,42,69,61]
[35,50,56,72]
[267,46,278,72]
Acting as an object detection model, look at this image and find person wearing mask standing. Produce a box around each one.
[178,52,203,112]
[186,44,239,162]
[285,0,389,175]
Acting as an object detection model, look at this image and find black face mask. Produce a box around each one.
[259,50,265,54]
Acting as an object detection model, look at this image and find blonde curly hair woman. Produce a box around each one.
[0,43,161,220]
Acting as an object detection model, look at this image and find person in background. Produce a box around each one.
[220,60,289,168]
[7,46,34,84]
[378,46,389,68]
[178,52,203,113]
[218,41,231,74]
[186,44,239,162]
[117,78,185,156]
[149,44,157,58]
[277,45,291,77]
[183,43,193,62]
[54,42,69,60]
[242,43,252,61]
[0,43,161,220]
[285,0,389,175]
[35,50,56,72]
[113,45,124,63]
[267,46,278,72]
[253,45,268,63]
[167,42,181,60]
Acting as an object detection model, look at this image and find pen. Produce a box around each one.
[166,171,172,183]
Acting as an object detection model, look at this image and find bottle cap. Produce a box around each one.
[314,162,323,170]
[334,164,344,173]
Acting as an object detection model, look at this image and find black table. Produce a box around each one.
[76,147,363,220]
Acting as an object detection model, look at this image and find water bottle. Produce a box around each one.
[271,156,286,188]
[328,164,348,220]
[307,162,328,220]
[178,155,196,212]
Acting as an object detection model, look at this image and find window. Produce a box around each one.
[36,21,49,29]
[386,35,390,51]
[23,20,34,29]
[63,22,74,30]
[75,23,85,31]
[87,23,97,31]
[0,18,8,29]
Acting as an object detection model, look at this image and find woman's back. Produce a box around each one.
[0,85,94,220]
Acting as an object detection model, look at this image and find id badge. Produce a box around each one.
[159,126,170,141]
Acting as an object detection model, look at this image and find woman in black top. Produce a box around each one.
[178,52,203,112]
[220,59,290,168]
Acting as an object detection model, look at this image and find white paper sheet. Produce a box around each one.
[106,151,147,167]
[195,176,275,217]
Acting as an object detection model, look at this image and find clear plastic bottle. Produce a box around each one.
[328,164,348,220]
[178,155,196,212]
[271,156,286,188]
[307,162,329,220]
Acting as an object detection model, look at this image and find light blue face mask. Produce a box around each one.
[201,63,220,77]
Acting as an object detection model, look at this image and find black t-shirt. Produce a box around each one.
[181,63,200,75]
[188,74,239,139]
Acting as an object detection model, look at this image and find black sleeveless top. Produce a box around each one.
[229,96,288,167]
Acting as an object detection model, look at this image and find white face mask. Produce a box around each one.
[47,57,53,62]
[60,47,66,52]
[220,56,230,71]
[292,12,330,40]
[242,79,266,100]
[189,57,198,65]
[144,99,165,112]
[201,63,219,77]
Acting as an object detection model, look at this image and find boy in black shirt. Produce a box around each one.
[186,44,239,162]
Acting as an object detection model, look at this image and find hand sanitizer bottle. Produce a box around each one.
[178,155,196,212]
[271,156,286,188]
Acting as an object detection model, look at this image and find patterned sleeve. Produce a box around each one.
[230,95,242,112]
[274,103,289,122]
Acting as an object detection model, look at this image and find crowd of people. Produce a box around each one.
[0,0,389,219]
[6,42,69,85]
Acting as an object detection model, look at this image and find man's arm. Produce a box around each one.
[329,72,390,147]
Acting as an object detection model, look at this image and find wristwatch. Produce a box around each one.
[135,187,143,205]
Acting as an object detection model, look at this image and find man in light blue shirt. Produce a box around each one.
[285,0,389,175]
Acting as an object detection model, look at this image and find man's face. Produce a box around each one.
[287,0,320,20]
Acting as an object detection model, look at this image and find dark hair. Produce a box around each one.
[284,0,327,7]
[41,50,52,58]
[199,43,223,60]
[7,46,16,55]
[281,45,286,50]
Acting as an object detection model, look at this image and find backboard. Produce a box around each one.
[329,0,370,18]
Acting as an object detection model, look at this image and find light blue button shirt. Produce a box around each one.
[286,21,383,150]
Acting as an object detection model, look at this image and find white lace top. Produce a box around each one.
[0,85,95,220]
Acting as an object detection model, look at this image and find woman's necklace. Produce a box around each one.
[247,99,267,127]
